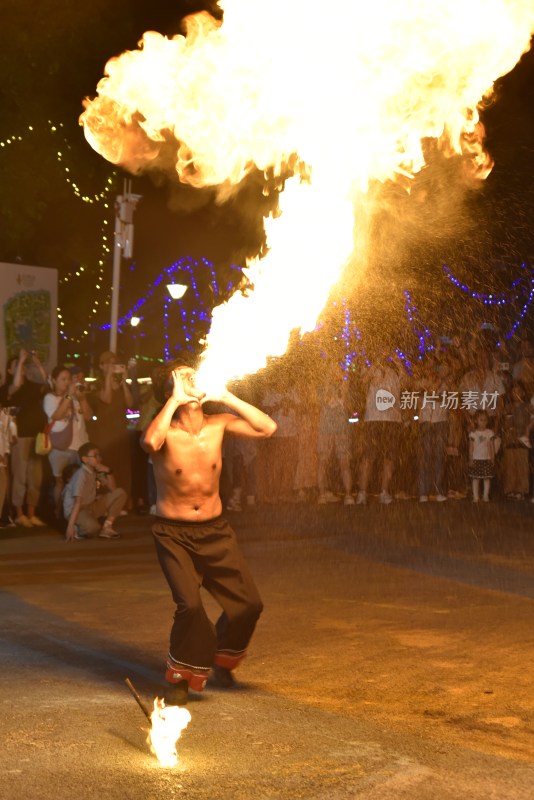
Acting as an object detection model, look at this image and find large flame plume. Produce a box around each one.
[80,1,534,385]
[148,698,191,768]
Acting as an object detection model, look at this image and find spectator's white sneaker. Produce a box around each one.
[343,495,355,506]
[149,505,157,515]
[356,491,367,505]
[435,495,447,502]
[379,491,393,505]
[99,526,121,539]
[419,495,428,503]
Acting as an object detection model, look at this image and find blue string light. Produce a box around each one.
[99,256,243,358]
[60,254,533,363]
[505,277,534,339]
[442,262,530,305]
[404,290,434,358]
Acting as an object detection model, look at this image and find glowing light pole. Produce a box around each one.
[110,179,142,352]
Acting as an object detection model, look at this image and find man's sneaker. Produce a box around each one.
[356,491,367,505]
[15,515,33,527]
[435,494,447,502]
[29,516,46,527]
[379,491,393,505]
[74,527,87,540]
[419,495,429,503]
[99,525,121,539]
[163,679,189,706]
[210,665,235,688]
[343,495,355,506]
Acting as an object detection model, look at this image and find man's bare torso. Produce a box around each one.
[151,413,227,521]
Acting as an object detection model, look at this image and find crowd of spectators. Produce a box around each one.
[0,330,533,540]
[225,331,534,509]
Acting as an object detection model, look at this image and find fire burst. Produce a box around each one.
[148,698,191,768]
[80,1,534,385]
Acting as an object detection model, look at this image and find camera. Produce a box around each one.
[75,383,86,392]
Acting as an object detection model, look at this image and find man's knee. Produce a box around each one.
[175,594,205,620]
[110,487,127,505]
[238,595,263,625]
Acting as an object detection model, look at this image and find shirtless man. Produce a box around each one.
[142,360,277,705]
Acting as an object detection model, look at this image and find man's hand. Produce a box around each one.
[172,369,206,406]
[65,525,76,542]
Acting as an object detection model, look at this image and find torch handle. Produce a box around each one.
[124,677,152,722]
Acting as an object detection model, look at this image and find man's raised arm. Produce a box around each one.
[217,390,277,438]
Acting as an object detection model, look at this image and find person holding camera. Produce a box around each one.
[87,351,134,507]
[0,348,48,527]
[43,366,92,518]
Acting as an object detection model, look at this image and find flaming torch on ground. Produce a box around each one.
[80,0,534,389]
[125,679,191,768]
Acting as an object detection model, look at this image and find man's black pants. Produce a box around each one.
[152,516,263,682]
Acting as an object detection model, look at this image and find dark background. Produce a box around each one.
[0,1,533,368]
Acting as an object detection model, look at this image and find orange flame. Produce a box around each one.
[148,698,191,768]
[80,1,534,384]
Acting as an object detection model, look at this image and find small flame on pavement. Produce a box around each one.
[148,698,191,768]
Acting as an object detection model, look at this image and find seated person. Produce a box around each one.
[63,442,126,541]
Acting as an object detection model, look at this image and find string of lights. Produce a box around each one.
[56,245,533,363]
[505,275,534,339]
[404,290,435,358]
[95,257,243,360]
[0,119,118,344]
[0,121,116,204]
[442,262,530,305]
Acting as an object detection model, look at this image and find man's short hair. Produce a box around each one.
[78,442,97,460]
[152,354,199,405]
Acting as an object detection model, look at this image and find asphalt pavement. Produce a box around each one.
[1,498,533,799]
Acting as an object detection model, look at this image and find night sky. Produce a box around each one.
[0,1,533,361]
